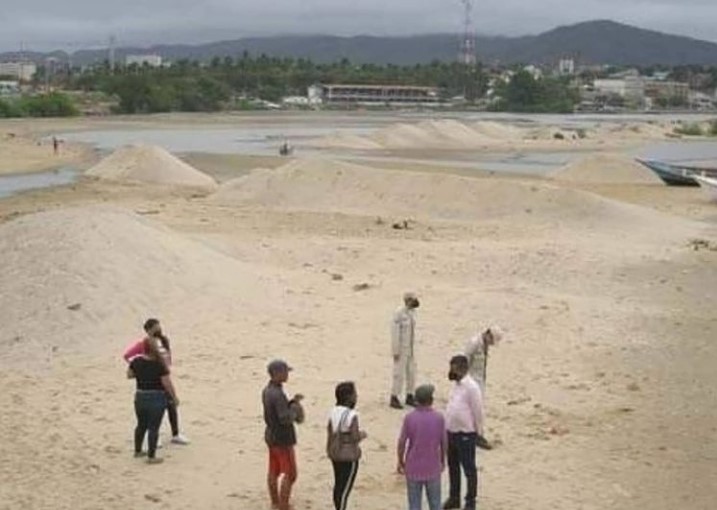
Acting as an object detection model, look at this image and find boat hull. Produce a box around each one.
[693,175,717,201]
[635,159,717,186]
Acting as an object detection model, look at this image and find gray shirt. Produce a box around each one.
[262,382,298,447]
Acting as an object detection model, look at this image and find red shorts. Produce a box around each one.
[268,446,297,479]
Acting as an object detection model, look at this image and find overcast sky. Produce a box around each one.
[2,0,717,52]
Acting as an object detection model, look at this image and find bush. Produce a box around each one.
[709,120,717,137]
[19,93,79,117]
[0,99,25,118]
[674,123,704,136]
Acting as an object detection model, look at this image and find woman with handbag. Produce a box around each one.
[327,381,367,510]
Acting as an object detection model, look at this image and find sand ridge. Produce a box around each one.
[0,205,279,363]
[86,144,218,189]
[550,153,663,185]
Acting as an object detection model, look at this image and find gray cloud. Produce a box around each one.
[2,0,717,52]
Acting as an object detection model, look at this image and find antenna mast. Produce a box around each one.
[109,35,117,72]
[459,0,477,66]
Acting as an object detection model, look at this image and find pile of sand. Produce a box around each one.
[85,144,217,189]
[551,153,663,185]
[314,119,534,150]
[471,121,527,140]
[0,206,267,358]
[210,158,686,231]
[594,122,671,141]
[314,132,383,150]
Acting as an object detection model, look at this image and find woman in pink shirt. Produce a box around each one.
[397,384,446,510]
[123,319,189,445]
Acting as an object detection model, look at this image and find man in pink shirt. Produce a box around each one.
[397,384,446,510]
[123,319,190,446]
[443,355,483,510]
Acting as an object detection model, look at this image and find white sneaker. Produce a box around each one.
[171,434,190,445]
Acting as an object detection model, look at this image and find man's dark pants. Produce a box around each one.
[447,432,478,509]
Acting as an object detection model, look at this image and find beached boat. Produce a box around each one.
[693,174,717,201]
[636,159,717,186]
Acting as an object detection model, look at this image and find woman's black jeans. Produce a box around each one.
[134,390,167,458]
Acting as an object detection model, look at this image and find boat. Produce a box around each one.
[693,174,717,201]
[635,159,717,186]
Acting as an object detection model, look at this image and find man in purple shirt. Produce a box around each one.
[397,384,447,510]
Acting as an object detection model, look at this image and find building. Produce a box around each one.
[644,80,689,102]
[557,58,576,76]
[0,61,37,82]
[689,91,715,111]
[593,77,645,105]
[0,80,20,96]
[309,84,440,106]
[125,54,163,67]
[523,65,543,80]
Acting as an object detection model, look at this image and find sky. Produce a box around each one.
[2,0,717,52]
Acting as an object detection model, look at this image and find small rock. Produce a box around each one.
[352,283,371,292]
[626,382,641,392]
[144,494,162,503]
[67,303,82,311]
[331,273,344,281]
[548,425,570,436]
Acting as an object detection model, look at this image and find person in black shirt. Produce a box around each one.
[127,337,180,464]
[144,318,190,445]
[262,359,304,510]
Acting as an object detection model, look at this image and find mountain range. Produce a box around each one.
[4,20,717,67]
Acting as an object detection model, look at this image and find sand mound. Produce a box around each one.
[210,158,694,235]
[0,206,267,358]
[551,153,662,185]
[85,144,217,189]
[313,132,383,150]
[471,121,526,140]
[313,120,539,150]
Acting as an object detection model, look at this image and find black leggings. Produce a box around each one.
[332,460,359,510]
[166,395,179,436]
[134,391,167,458]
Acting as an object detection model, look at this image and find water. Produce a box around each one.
[58,115,717,176]
[0,167,79,199]
[60,126,374,156]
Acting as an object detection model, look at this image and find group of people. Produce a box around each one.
[123,291,502,510]
[261,292,502,510]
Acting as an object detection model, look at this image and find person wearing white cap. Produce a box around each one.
[464,326,503,451]
[464,326,503,395]
[390,292,421,409]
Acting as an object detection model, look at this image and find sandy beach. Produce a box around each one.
[0,113,715,510]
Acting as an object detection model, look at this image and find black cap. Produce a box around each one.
[267,359,293,375]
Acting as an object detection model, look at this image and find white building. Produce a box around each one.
[558,58,576,76]
[282,96,310,107]
[125,54,163,67]
[523,65,543,80]
[0,62,37,82]
[593,77,645,103]
[0,80,20,95]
